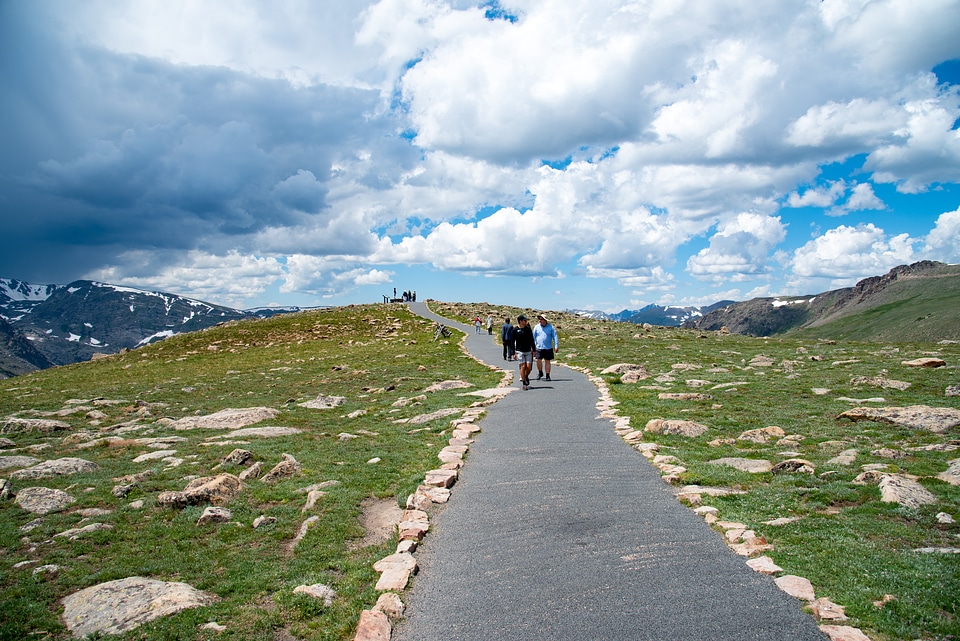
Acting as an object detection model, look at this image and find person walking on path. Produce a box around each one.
[501,317,516,361]
[533,313,558,381]
[513,315,535,390]
[474,316,482,333]
[486,314,494,335]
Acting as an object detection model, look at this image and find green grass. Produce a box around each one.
[2,301,959,640]
[0,304,499,641]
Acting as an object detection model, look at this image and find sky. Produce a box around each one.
[1,0,959,314]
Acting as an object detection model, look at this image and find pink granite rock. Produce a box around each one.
[353,609,390,641]
[819,625,873,641]
[775,575,815,601]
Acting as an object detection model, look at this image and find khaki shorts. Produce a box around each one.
[518,351,534,364]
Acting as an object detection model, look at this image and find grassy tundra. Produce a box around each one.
[1,301,958,640]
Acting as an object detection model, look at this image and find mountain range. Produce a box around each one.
[681,260,960,342]
[570,300,735,326]
[0,279,313,378]
[2,260,957,378]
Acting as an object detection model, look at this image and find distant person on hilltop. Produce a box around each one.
[486,314,493,335]
[533,313,558,382]
[513,315,535,390]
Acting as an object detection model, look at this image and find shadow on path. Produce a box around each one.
[396,302,827,641]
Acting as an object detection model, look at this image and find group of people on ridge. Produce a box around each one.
[500,314,558,391]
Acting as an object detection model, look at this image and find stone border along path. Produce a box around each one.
[350,303,873,641]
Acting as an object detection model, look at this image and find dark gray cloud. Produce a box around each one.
[0,2,395,282]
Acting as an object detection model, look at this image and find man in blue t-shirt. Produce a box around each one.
[532,314,558,382]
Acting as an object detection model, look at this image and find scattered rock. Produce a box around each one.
[252,515,277,528]
[298,395,347,409]
[14,487,76,514]
[157,473,243,508]
[809,597,848,621]
[213,449,253,468]
[937,459,960,486]
[826,449,857,466]
[837,405,960,433]
[746,556,783,575]
[947,385,960,397]
[55,523,115,539]
[211,426,303,439]
[293,584,336,607]
[708,458,772,473]
[878,474,938,509]
[402,408,463,425]
[424,380,472,392]
[168,407,279,431]
[850,376,911,390]
[131,450,177,463]
[1,417,70,434]
[10,457,99,480]
[60,576,217,638]
[0,455,40,470]
[392,395,427,407]
[373,592,405,620]
[819,625,873,641]
[644,419,708,437]
[736,426,785,443]
[771,459,816,474]
[239,462,263,481]
[373,552,417,591]
[775,575,815,601]
[658,393,713,401]
[353,609,390,641]
[901,357,946,368]
[196,507,233,525]
[262,454,302,483]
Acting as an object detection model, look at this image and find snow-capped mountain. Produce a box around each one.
[0,279,302,377]
[569,301,735,327]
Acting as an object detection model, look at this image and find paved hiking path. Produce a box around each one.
[400,302,827,641]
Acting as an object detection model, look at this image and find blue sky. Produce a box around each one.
[1,0,959,313]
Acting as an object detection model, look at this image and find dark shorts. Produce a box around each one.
[537,348,554,360]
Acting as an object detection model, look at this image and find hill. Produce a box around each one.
[683,261,960,341]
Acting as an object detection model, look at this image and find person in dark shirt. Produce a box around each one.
[513,315,535,390]
[501,317,515,361]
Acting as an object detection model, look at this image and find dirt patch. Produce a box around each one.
[350,497,403,550]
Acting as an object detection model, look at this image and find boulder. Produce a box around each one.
[737,426,786,443]
[10,457,99,480]
[708,458,772,473]
[298,395,347,409]
[771,459,816,474]
[837,405,960,433]
[353,609,391,641]
[262,454,302,483]
[644,419,708,437]
[850,376,910,390]
[600,363,648,376]
[15,487,76,514]
[0,455,40,470]
[157,473,243,508]
[937,459,960,486]
[878,474,938,509]
[1,417,70,434]
[293,583,336,607]
[61,576,217,637]
[169,407,279,430]
[901,357,946,368]
[196,507,233,525]
[658,393,713,401]
[212,426,303,439]
[775,575,815,601]
[423,380,472,392]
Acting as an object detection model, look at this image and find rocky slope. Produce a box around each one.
[684,261,960,340]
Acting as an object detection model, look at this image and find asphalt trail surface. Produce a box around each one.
[398,302,827,641]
